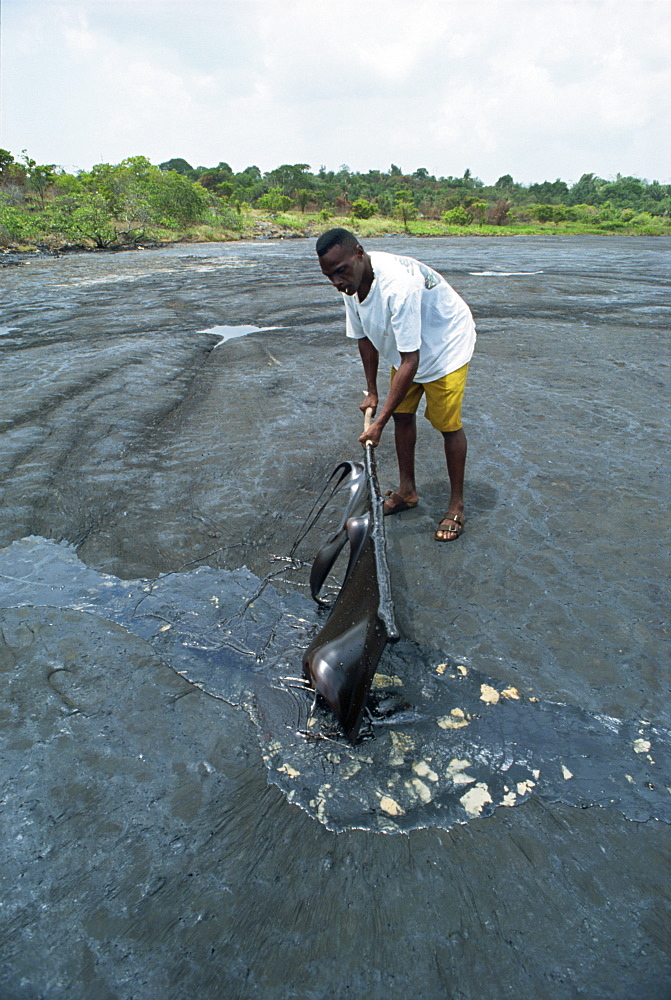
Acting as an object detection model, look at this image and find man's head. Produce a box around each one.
[316,228,371,298]
[315,227,360,258]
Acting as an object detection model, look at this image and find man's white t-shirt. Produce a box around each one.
[343,251,476,383]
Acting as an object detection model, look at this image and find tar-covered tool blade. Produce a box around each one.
[303,408,399,743]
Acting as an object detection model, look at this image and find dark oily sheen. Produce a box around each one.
[1,535,669,838]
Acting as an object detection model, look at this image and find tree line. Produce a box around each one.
[165,157,670,222]
[1,147,669,249]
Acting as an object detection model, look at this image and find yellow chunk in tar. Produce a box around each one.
[389,731,415,766]
[460,782,493,817]
[413,760,439,782]
[277,764,300,778]
[371,673,404,689]
[446,758,476,786]
[379,795,405,816]
[405,777,433,804]
[516,779,536,796]
[501,686,520,699]
[480,684,500,704]
[437,707,471,729]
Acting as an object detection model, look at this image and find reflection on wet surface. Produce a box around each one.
[1,536,667,835]
[199,323,283,346]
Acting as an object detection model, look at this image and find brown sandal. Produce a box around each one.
[435,512,464,541]
[383,491,419,516]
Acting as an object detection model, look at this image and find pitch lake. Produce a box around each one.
[1,236,669,998]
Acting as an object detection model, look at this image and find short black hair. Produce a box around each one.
[316,227,361,257]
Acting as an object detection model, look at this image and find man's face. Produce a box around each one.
[319,243,366,296]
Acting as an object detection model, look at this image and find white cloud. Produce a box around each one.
[2,0,669,182]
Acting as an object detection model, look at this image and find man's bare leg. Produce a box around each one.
[383,412,419,513]
[436,427,467,541]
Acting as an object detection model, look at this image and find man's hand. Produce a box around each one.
[359,391,378,415]
[359,419,383,448]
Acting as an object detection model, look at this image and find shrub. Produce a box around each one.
[257,188,293,212]
[570,203,599,222]
[213,201,243,230]
[530,203,555,223]
[147,171,209,226]
[57,193,119,246]
[442,205,471,226]
[351,198,376,219]
[296,188,311,212]
[394,190,417,231]
[0,205,40,241]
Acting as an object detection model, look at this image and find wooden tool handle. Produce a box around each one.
[364,406,374,432]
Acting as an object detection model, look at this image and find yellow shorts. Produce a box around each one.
[391,363,469,432]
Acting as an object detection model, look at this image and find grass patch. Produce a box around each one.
[3,205,670,252]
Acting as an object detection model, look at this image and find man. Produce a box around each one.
[316,228,476,541]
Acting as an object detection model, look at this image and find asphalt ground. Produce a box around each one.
[0,236,669,999]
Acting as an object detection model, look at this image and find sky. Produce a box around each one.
[2,0,669,186]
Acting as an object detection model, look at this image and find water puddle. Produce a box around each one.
[468,270,544,276]
[1,536,668,835]
[199,324,283,346]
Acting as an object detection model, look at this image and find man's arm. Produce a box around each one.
[358,336,379,414]
[359,349,419,447]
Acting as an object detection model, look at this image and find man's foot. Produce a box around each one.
[383,490,419,516]
[435,511,464,541]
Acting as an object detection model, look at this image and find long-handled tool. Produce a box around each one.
[362,405,397,640]
[303,406,399,743]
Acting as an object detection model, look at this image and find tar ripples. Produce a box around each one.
[1,535,668,836]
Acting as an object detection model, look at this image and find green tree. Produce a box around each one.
[50,191,119,247]
[0,149,17,183]
[531,203,556,223]
[233,165,264,203]
[601,175,646,210]
[394,189,417,232]
[468,199,488,226]
[257,187,293,212]
[351,198,376,219]
[0,150,26,206]
[530,204,569,225]
[76,157,209,231]
[528,179,569,204]
[296,188,311,212]
[461,168,483,190]
[213,198,244,231]
[551,204,568,225]
[198,162,234,192]
[159,158,195,176]
[265,163,311,196]
[146,170,209,225]
[237,165,262,183]
[443,205,471,226]
[567,173,603,206]
[21,151,56,207]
